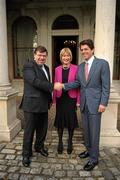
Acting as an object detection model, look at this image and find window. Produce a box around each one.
[52,15,79,30]
[12,16,37,78]
[114,13,120,80]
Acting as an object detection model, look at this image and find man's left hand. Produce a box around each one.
[98,104,106,113]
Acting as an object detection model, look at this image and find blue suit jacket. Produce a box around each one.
[64,57,110,114]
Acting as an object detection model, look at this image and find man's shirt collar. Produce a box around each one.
[85,55,94,65]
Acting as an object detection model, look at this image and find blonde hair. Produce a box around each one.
[60,48,72,62]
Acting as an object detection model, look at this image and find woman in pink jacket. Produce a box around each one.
[53,47,80,154]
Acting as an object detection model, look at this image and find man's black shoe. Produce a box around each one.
[78,151,89,158]
[84,161,98,171]
[35,148,48,157]
[22,156,30,167]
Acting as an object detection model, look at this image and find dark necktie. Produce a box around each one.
[42,65,49,80]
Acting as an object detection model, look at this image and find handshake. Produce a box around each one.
[54,82,64,91]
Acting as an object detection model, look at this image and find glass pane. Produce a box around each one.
[114,14,120,80]
[12,17,37,78]
[14,48,34,78]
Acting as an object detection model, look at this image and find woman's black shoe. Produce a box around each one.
[22,156,30,167]
[57,142,63,154]
[67,140,73,154]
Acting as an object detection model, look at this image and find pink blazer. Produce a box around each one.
[53,64,80,104]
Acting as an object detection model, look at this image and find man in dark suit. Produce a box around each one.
[20,46,53,167]
[55,39,110,171]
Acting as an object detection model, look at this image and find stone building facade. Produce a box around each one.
[0,0,120,146]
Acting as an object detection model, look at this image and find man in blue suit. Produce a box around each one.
[55,39,110,171]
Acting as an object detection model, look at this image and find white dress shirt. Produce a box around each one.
[85,55,94,73]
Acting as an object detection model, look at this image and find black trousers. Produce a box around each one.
[22,111,48,157]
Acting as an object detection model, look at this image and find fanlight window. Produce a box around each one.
[52,15,79,30]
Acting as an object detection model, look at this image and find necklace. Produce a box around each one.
[62,66,70,70]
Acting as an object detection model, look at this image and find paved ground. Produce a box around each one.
[0,127,120,180]
[0,105,120,180]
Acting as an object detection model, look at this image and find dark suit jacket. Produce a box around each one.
[64,57,110,114]
[20,60,53,113]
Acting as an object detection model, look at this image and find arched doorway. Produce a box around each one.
[52,15,79,80]
[52,36,78,67]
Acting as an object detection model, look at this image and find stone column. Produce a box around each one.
[95,0,116,79]
[0,0,21,141]
[95,0,120,146]
[0,0,10,86]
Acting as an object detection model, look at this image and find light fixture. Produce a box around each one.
[64,40,76,46]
